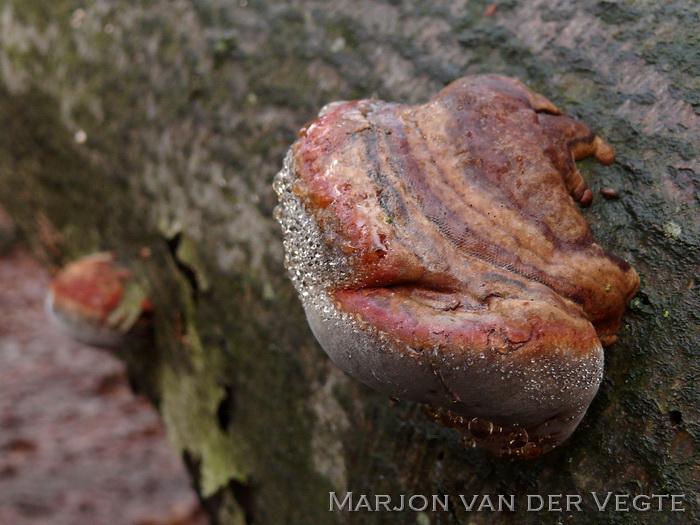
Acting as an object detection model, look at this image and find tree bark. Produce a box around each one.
[0,1,697,524]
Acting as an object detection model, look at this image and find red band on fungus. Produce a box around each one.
[274,75,639,457]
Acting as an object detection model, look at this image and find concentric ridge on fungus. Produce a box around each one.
[273,75,639,457]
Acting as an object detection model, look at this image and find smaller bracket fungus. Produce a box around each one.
[274,75,639,457]
[46,252,152,348]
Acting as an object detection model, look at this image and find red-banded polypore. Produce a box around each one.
[274,75,639,457]
[46,252,152,348]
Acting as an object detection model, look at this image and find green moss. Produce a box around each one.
[158,263,250,497]
[174,233,211,292]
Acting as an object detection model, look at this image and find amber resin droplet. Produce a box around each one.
[274,75,639,455]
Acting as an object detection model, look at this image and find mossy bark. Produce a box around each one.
[0,1,697,524]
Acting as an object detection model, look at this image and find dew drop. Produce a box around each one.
[499,445,512,457]
[521,441,543,459]
[508,428,529,448]
[468,417,494,439]
[461,436,476,448]
[450,414,464,426]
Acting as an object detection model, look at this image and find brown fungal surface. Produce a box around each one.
[46,252,152,348]
[274,75,639,456]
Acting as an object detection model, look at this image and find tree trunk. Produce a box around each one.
[0,1,697,523]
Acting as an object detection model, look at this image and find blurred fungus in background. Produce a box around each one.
[0,229,207,525]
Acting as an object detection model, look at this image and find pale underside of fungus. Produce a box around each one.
[274,75,640,458]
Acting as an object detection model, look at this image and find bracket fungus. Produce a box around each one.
[274,75,639,457]
[46,252,152,349]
